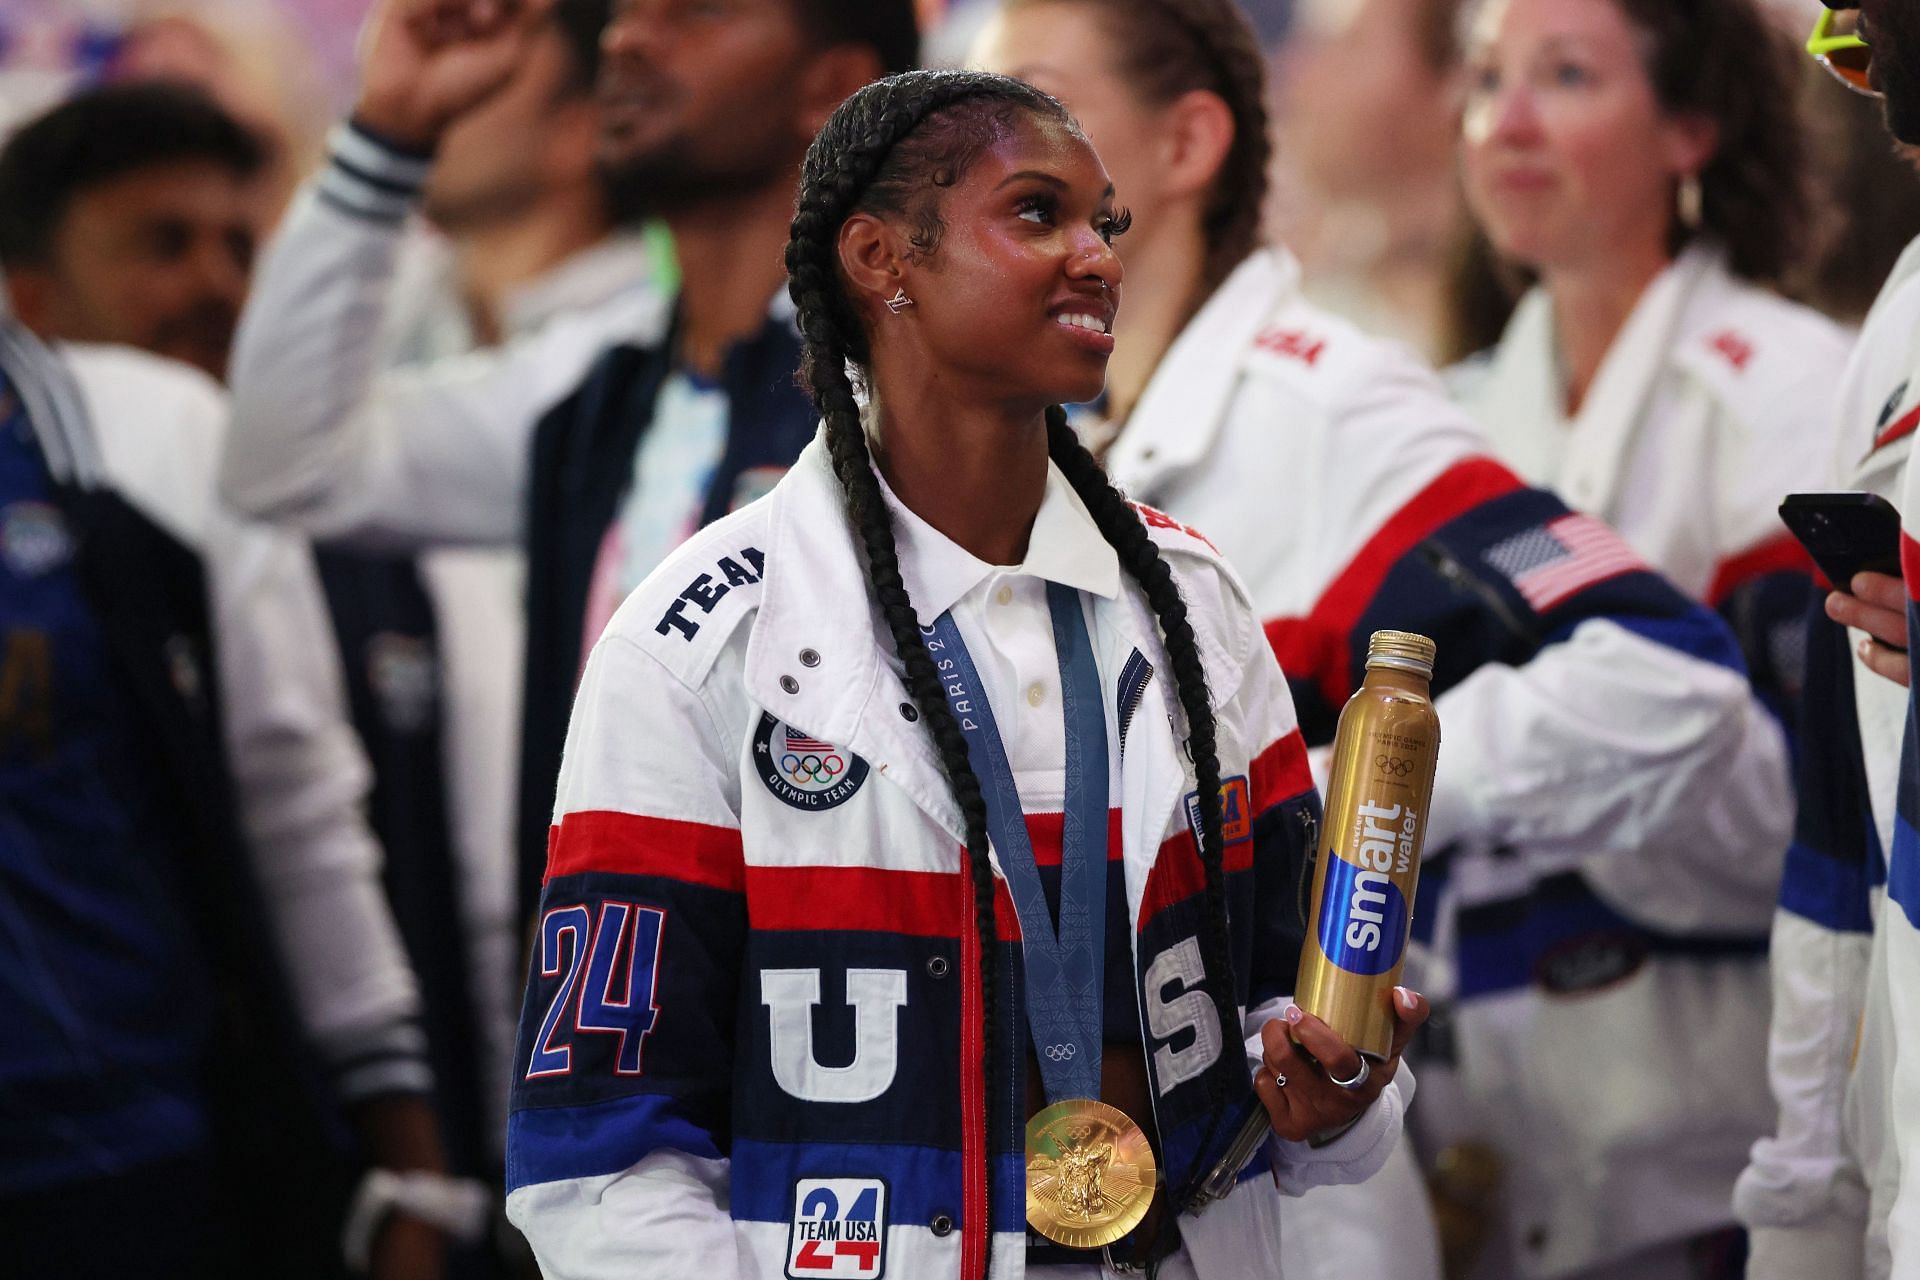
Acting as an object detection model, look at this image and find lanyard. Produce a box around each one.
[922,581,1110,1104]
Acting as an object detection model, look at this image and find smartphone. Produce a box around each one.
[1779,492,1902,590]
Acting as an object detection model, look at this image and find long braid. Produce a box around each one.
[1043,407,1239,1207]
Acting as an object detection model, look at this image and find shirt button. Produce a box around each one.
[994,584,1013,607]
[930,1213,954,1237]
[1026,683,1046,707]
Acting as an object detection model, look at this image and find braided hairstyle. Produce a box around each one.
[784,69,1240,1269]
[1002,0,1273,301]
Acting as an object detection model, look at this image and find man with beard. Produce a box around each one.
[0,81,261,381]
[1736,3,1920,1277]
[219,0,919,931]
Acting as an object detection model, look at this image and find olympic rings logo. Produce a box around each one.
[1375,754,1413,777]
[782,751,846,786]
[1044,1043,1078,1062]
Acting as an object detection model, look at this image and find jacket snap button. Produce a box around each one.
[899,702,919,722]
[926,955,950,978]
[779,675,800,695]
[930,1213,954,1237]
[799,648,821,668]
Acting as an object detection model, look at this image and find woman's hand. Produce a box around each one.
[1826,572,1910,687]
[1251,986,1428,1144]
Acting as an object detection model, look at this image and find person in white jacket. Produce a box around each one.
[973,2,1795,1278]
[1734,236,1920,1280]
[505,69,1429,1280]
[0,320,466,1273]
[218,0,920,945]
[1776,3,1920,1276]
[1452,1,1851,1274]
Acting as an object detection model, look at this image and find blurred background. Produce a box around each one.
[5,0,1911,356]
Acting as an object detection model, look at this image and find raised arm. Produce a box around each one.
[220,0,657,551]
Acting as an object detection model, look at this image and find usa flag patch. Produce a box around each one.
[1484,514,1646,612]
[786,1178,887,1278]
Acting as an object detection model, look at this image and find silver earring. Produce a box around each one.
[1677,173,1704,231]
[884,288,913,314]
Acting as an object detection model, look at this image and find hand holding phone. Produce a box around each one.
[1782,492,1910,682]
[1778,492,1901,590]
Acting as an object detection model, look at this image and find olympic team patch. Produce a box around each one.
[755,713,870,811]
[786,1178,887,1278]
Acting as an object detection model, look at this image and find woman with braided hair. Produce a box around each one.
[505,68,1424,1280]
[975,2,1803,1278]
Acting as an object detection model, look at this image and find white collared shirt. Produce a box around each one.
[880,458,1121,798]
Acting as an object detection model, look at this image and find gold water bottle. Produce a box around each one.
[1295,631,1440,1061]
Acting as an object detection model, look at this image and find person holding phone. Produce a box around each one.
[1735,2,1920,1276]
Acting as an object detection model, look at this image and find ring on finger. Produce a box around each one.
[1328,1057,1371,1091]
[1271,1070,1287,1088]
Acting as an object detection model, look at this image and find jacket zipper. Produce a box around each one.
[958,853,988,1278]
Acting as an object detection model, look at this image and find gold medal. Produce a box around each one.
[1025,1098,1158,1248]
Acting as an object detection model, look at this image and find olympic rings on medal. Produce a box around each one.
[1044,1043,1079,1062]
[781,751,846,785]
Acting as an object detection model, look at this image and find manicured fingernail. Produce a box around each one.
[1394,986,1417,1011]
[1284,1004,1303,1024]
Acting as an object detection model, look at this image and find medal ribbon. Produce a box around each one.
[923,582,1110,1105]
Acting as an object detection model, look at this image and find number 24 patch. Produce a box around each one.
[787,1178,887,1279]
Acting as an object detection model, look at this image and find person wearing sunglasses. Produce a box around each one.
[1750,4,1920,1279]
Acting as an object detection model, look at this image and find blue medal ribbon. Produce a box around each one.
[923,581,1110,1104]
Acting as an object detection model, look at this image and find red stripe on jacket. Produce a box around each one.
[1876,401,1920,452]
[545,810,745,891]
[1250,731,1313,813]
[1705,533,1818,603]
[1902,530,1920,602]
[1138,734,1315,928]
[1264,456,1526,708]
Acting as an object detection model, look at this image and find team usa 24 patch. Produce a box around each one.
[786,1177,887,1278]
[755,713,870,811]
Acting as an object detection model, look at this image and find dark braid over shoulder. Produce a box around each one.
[1043,406,1238,1207]
[784,69,1236,1272]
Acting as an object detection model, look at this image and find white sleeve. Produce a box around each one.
[1734,909,1872,1277]
[505,631,746,1276]
[204,501,432,1098]
[1273,346,1793,936]
[221,123,654,552]
[507,1152,743,1280]
[1424,619,1791,935]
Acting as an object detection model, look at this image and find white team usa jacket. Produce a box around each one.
[503,439,1413,1280]
[1742,233,1920,1280]
[1889,300,1920,1278]
[1101,248,1794,1277]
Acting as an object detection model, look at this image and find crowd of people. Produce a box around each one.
[3,0,1919,1278]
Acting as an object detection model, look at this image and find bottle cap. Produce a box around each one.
[1366,630,1436,678]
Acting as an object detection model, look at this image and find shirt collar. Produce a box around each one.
[878,458,1123,622]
